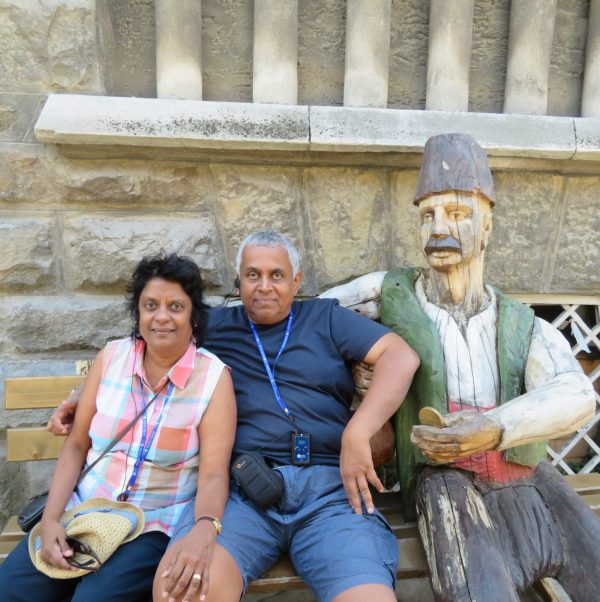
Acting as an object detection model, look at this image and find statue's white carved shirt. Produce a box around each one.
[414,275,583,409]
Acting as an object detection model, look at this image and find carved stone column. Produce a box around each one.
[155,0,202,100]
[343,0,391,108]
[253,0,298,104]
[426,0,474,112]
[503,0,557,115]
[582,0,600,117]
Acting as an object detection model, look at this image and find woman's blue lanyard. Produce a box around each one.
[118,378,175,501]
[248,309,295,425]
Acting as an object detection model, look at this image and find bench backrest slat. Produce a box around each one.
[7,427,65,461]
[5,376,84,410]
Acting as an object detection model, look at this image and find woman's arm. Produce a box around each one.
[158,368,237,602]
[38,348,104,571]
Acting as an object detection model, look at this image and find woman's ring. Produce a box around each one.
[192,573,202,582]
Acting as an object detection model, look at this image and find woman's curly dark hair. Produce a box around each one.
[126,252,209,346]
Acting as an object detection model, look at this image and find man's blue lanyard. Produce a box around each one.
[248,309,295,424]
[119,379,175,501]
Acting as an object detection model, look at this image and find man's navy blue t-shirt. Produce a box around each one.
[204,299,390,466]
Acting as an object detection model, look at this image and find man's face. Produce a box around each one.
[239,244,302,325]
[418,191,492,272]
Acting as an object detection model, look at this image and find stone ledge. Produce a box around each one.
[34,94,600,161]
[35,95,310,151]
[310,107,579,159]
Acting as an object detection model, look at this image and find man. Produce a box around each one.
[48,230,419,602]
[323,133,599,602]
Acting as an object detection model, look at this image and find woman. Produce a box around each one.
[0,253,236,601]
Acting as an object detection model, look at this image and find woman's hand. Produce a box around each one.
[38,519,75,571]
[159,522,218,602]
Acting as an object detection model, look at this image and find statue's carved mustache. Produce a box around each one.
[424,236,462,254]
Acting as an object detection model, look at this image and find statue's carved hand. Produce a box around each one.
[352,362,373,399]
[411,410,502,463]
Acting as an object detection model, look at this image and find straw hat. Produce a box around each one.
[29,498,145,579]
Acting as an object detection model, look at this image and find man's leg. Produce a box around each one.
[533,461,600,602]
[416,467,519,602]
[333,583,396,602]
[287,465,398,602]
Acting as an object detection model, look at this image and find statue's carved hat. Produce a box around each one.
[413,133,496,206]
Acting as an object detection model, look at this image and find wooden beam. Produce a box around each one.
[7,428,64,461]
[563,472,600,494]
[5,376,84,409]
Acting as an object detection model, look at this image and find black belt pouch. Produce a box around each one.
[231,452,284,510]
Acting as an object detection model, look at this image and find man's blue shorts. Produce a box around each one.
[171,464,398,602]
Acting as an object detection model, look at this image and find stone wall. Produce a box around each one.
[1,0,599,528]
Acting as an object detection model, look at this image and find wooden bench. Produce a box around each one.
[2,375,600,599]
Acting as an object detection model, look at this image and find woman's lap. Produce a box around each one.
[0,530,169,602]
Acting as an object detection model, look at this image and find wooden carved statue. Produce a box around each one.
[322,133,599,602]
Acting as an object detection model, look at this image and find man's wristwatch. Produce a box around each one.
[194,515,222,535]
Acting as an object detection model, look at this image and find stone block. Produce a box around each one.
[202,0,253,102]
[388,0,428,110]
[63,214,222,289]
[304,167,389,289]
[0,295,129,354]
[390,170,428,269]
[550,176,600,293]
[60,160,210,206]
[35,94,310,151]
[0,143,57,204]
[0,452,55,531]
[96,0,156,98]
[0,143,216,207]
[485,172,564,292]
[548,0,588,117]
[0,0,100,93]
[297,0,345,106]
[209,163,306,285]
[0,217,54,290]
[0,93,44,143]
[469,0,511,114]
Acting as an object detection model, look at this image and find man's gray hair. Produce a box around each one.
[235,230,301,277]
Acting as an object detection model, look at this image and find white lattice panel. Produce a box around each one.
[515,297,600,475]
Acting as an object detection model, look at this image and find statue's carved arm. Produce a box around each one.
[319,271,386,319]
[486,317,596,449]
[486,371,594,450]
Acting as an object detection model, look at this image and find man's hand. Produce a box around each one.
[340,422,384,515]
[46,386,82,435]
[411,410,502,463]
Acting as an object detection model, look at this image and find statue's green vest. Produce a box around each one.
[381,268,547,519]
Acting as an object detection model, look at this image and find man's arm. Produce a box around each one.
[319,271,385,319]
[341,332,419,514]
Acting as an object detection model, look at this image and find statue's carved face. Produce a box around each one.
[418,191,492,272]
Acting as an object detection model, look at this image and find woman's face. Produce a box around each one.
[138,277,193,356]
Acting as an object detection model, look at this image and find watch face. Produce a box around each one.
[213,518,222,534]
